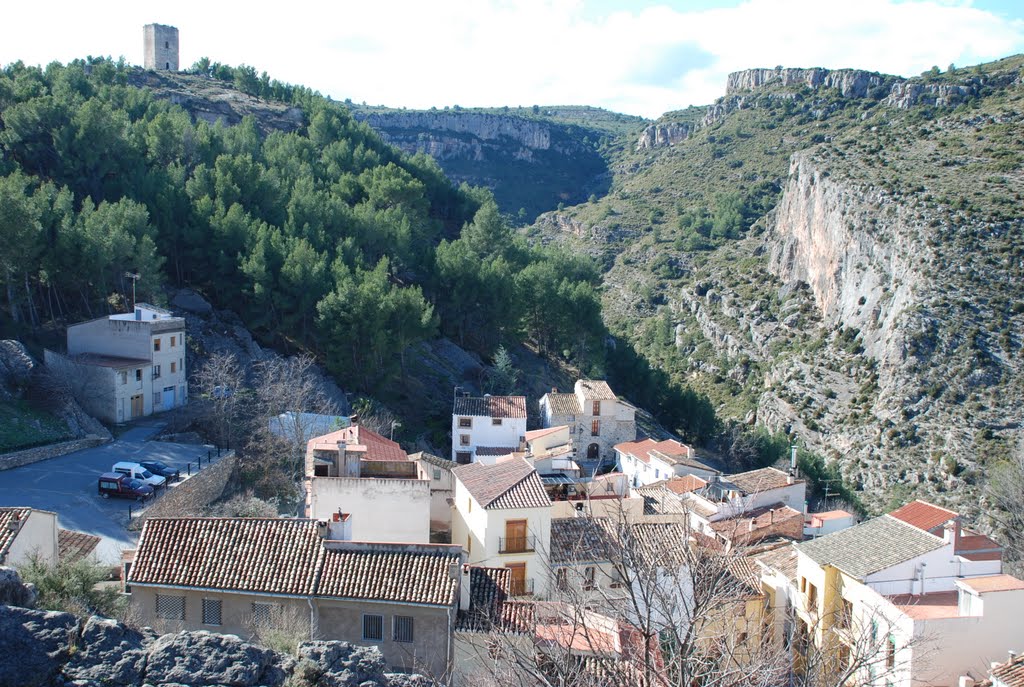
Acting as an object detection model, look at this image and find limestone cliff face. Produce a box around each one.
[357,111,553,150]
[636,122,697,149]
[726,67,887,98]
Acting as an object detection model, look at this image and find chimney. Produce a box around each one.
[460,565,472,611]
[551,387,557,394]
[790,445,798,475]
[959,678,976,687]
[316,520,329,539]
[134,308,141,321]
[326,512,353,540]
[1010,649,1019,661]
[787,472,795,485]
[687,445,693,460]
[943,522,956,545]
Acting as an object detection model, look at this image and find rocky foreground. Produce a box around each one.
[0,568,427,687]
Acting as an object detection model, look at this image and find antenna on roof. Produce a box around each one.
[124,271,140,310]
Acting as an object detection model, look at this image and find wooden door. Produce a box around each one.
[506,562,527,596]
[130,394,144,418]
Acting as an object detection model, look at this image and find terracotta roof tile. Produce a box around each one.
[663,475,708,494]
[409,451,454,470]
[752,543,799,582]
[453,395,527,419]
[727,467,798,494]
[0,508,31,561]
[988,653,1024,687]
[58,529,100,561]
[455,566,511,632]
[888,500,958,533]
[710,503,803,540]
[129,518,324,595]
[544,393,582,416]
[635,485,688,515]
[475,446,519,457]
[550,518,617,564]
[616,439,714,473]
[317,546,459,605]
[888,591,960,620]
[957,574,1024,594]
[576,380,617,400]
[308,425,407,462]
[453,457,551,510]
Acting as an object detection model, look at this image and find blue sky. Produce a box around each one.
[5,0,1024,118]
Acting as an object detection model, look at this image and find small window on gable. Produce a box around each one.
[363,614,383,641]
[492,417,502,426]
[432,469,441,480]
[458,417,472,428]
[154,338,161,352]
[592,400,600,416]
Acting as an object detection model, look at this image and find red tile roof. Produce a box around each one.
[525,426,567,441]
[0,508,31,561]
[453,395,527,419]
[615,438,714,473]
[958,574,1024,594]
[663,475,708,494]
[308,425,407,462]
[58,529,100,561]
[888,500,958,532]
[888,590,961,620]
[987,653,1024,687]
[710,503,803,543]
[317,545,459,605]
[453,457,551,510]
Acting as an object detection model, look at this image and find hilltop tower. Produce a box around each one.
[143,24,179,71]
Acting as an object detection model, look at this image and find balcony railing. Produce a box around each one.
[499,535,536,554]
[510,577,535,597]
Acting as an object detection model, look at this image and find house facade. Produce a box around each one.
[0,507,58,566]
[127,518,463,679]
[451,395,527,464]
[45,303,187,423]
[614,438,719,487]
[539,380,636,466]
[451,457,553,598]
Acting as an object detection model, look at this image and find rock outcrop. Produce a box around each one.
[725,67,887,98]
[636,121,698,149]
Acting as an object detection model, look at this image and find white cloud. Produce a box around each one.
[3,0,1023,118]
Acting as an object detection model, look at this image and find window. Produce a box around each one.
[164,40,169,49]
[591,420,600,436]
[393,615,414,643]
[556,568,568,591]
[807,582,818,608]
[154,338,161,352]
[492,417,502,426]
[156,594,185,620]
[170,362,176,373]
[136,369,142,382]
[838,597,853,629]
[592,400,600,416]
[799,577,807,593]
[458,417,472,428]
[153,364,161,379]
[583,566,596,591]
[202,598,222,626]
[170,336,176,347]
[362,614,384,641]
[119,371,127,385]
[466,535,472,554]
[460,434,470,446]
[609,567,624,588]
[456,452,472,464]
[252,602,276,628]
[886,635,896,669]
[432,469,441,480]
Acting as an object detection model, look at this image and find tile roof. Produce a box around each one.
[629,522,690,568]
[317,546,458,605]
[710,503,803,540]
[635,485,689,516]
[752,543,799,582]
[525,426,567,441]
[957,574,1024,594]
[129,518,461,607]
[475,446,519,457]
[727,467,798,494]
[550,518,617,564]
[727,558,764,596]
[455,566,512,632]
[615,438,714,473]
[130,518,324,595]
[796,515,946,579]
[0,508,31,561]
[988,653,1024,687]
[58,529,100,561]
[544,393,582,415]
[409,451,454,470]
[453,395,527,419]
[888,500,958,532]
[308,425,407,462]
[956,531,1003,561]
[663,474,708,494]
[887,591,961,620]
[453,457,551,510]
[576,380,618,400]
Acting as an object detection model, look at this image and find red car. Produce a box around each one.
[98,472,154,501]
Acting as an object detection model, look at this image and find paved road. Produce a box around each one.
[0,421,216,563]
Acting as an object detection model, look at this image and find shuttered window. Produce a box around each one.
[156,594,185,620]
[393,615,414,643]
[363,614,383,641]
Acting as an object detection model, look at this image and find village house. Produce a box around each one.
[803,509,858,539]
[451,456,553,598]
[410,451,456,534]
[304,424,431,543]
[451,394,527,465]
[679,467,807,533]
[784,501,1024,686]
[44,303,187,423]
[126,517,463,679]
[614,437,719,487]
[974,650,1024,687]
[539,380,636,467]
[0,507,58,566]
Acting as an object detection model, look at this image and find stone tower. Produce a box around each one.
[143,24,179,71]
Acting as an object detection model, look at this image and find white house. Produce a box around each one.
[451,456,553,597]
[305,424,430,544]
[614,438,719,487]
[0,507,58,567]
[523,426,580,476]
[539,380,636,465]
[410,451,456,533]
[451,394,527,464]
[44,303,187,423]
[786,502,1021,687]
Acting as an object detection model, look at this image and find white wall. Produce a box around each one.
[6,510,58,566]
[309,477,430,543]
[451,415,526,463]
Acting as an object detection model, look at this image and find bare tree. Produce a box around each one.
[191,351,245,450]
[986,446,1024,576]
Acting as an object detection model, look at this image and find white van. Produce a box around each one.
[112,461,166,487]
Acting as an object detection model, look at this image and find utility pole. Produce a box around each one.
[124,272,140,310]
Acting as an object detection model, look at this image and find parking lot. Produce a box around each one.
[0,421,215,563]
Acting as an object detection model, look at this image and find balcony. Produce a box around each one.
[510,577,535,597]
[499,535,536,554]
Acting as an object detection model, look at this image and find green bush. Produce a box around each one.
[18,556,125,619]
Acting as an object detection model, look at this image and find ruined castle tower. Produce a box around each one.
[143,24,179,71]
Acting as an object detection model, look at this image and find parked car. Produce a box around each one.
[98,473,154,501]
[112,461,166,487]
[140,460,180,482]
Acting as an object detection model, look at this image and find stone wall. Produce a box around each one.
[0,436,108,472]
[130,452,236,529]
